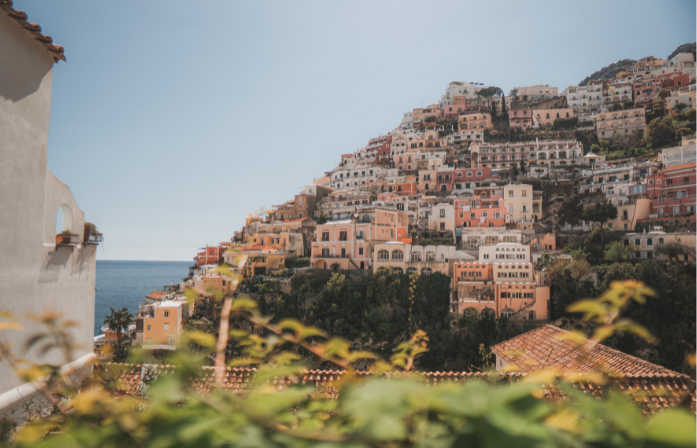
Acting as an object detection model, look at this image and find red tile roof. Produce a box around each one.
[146,291,169,300]
[99,363,695,415]
[0,1,66,62]
[662,162,696,173]
[282,217,310,223]
[491,325,686,378]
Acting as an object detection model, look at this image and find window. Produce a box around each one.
[163,311,169,318]
[647,238,653,246]
[359,247,364,255]
[392,250,403,260]
[501,308,514,318]
[522,189,527,197]
[322,248,329,256]
[440,209,445,218]
[164,324,169,331]
[147,325,151,331]
[322,232,329,241]
[339,231,347,241]
[378,250,389,260]
[440,223,445,230]
[508,190,513,198]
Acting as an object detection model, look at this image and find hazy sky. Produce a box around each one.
[16,0,696,260]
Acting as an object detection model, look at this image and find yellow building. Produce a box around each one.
[141,301,185,350]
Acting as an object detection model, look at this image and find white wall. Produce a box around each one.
[0,12,96,398]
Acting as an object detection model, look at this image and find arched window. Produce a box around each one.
[528,311,536,320]
[378,250,389,260]
[425,252,436,262]
[466,171,473,177]
[457,172,463,177]
[392,250,403,260]
[476,171,483,176]
[659,238,664,244]
[411,252,422,262]
[501,308,515,319]
[481,308,496,319]
[635,239,640,246]
[392,267,403,274]
[624,239,629,246]
[421,268,432,275]
[647,238,653,246]
[406,267,417,274]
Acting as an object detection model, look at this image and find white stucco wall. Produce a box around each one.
[0,12,96,399]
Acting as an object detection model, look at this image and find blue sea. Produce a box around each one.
[94,260,191,335]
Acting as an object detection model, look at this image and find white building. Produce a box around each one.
[660,144,696,168]
[516,85,559,100]
[479,243,531,263]
[0,6,97,418]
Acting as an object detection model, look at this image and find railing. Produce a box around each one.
[83,233,104,245]
[313,254,350,259]
[56,233,81,247]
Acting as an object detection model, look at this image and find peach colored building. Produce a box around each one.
[418,169,438,194]
[509,108,533,129]
[529,233,557,251]
[311,206,409,271]
[532,108,573,128]
[452,260,549,320]
[413,105,443,128]
[458,112,492,141]
[141,301,185,350]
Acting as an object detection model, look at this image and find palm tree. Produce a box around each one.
[103,307,134,361]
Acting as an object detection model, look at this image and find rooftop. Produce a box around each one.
[0,0,66,62]
[491,325,687,378]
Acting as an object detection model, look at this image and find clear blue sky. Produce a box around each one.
[16,0,696,260]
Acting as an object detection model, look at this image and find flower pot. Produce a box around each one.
[56,234,66,245]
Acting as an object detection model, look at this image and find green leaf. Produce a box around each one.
[645,409,697,447]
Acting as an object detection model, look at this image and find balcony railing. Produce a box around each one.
[56,233,81,247]
[83,233,104,245]
[313,254,350,259]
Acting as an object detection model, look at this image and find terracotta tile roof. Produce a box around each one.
[662,162,696,173]
[490,325,687,378]
[240,245,278,252]
[0,1,66,62]
[98,362,694,415]
[282,217,310,223]
[146,291,169,300]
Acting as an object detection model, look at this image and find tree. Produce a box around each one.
[622,100,635,110]
[674,102,689,113]
[519,160,526,176]
[557,196,584,229]
[103,307,134,362]
[644,116,677,148]
[611,103,623,111]
[476,86,503,113]
[318,213,329,225]
[500,93,507,116]
[604,240,635,263]
[654,241,688,264]
[601,262,637,290]
[582,201,618,230]
[658,88,670,100]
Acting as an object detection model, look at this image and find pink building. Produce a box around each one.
[454,186,506,228]
[647,162,696,217]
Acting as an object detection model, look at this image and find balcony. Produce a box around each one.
[314,254,350,259]
[55,233,81,248]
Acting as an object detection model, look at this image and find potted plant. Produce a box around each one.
[56,229,72,245]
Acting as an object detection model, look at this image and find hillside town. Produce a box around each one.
[2,1,697,442]
[107,52,697,353]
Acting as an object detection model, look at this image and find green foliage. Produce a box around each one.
[604,241,637,263]
[667,42,696,60]
[0,281,695,447]
[579,59,636,86]
[644,116,680,148]
[557,196,584,228]
[285,257,310,269]
[582,202,618,230]
[102,307,134,362]
[553,116,578,130]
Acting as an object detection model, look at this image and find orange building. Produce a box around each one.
[141,301,185,350]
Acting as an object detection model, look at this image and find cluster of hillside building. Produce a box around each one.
[105,56,697,350]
